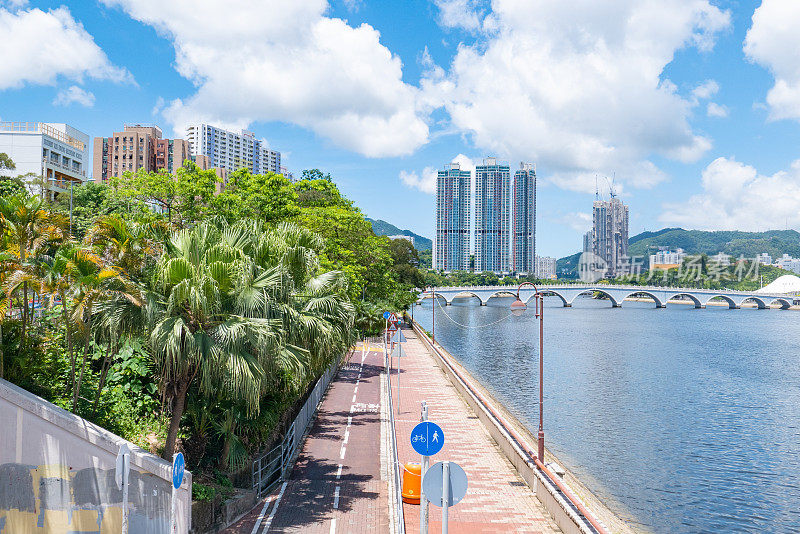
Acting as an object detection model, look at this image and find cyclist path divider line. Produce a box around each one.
[222,343,389,533]
[393,327,562,534]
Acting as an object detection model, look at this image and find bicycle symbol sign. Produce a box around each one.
[410,421,444,456]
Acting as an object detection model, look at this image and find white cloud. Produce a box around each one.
[660,157,800,230]
[0,6,132,90]
[744,0,800,121]
[52,85,95,107]
[422,0,730,194]
[399,167,437,194]
[692,79,719,101]
[559,211,592,233]
[433,0,484,31]
[706,102,729,118]
[400,153,475,194]
[101,0,428,158]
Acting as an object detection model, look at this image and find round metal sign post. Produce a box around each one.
[422,461,468,534]
[410,421,444,457]
[171,452,185,533]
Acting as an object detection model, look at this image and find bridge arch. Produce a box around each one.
[484,290,520,305]
[771,298,792,310]
[622,291,665,308]
[668,293,703,308]
[704,295,738,309]
[448,291,486,306]
[739,296,768,309]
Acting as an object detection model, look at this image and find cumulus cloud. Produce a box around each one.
[0,6,132,90]
[101,0,428,158]
[660,157,800,230]
[422,0,730,193]
[433,0,485,31]
[744,0,800,121]
[706,102,729,118]
[52,85,95,107]
[692,79,719,101]
[400,153,476,195]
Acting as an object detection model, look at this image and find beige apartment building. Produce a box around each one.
[92,124,192,182]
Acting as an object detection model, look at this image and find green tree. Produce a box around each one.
[211,169,298,222]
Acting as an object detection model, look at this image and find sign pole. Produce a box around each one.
[122,453,129,534]
[171,466,177,533]
[441,461,450,534]
[420,402,429,534]
[397,343,401,414]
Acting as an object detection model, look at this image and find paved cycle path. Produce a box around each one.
[224,343,388,533]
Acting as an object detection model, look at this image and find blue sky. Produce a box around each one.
[2,0,800,258]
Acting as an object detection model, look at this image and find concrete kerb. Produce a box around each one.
[409,322,634,534]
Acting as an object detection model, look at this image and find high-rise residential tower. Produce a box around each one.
[185,124,281,175]
[512,162,536,274]
[92,124,191,182]
[434,162,471,272]
[592,196,629,277]
[475,157,511,273]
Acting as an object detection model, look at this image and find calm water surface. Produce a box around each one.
[412,296,800,533]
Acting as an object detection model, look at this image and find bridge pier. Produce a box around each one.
[563,303,572,308]
[479,301,487,306]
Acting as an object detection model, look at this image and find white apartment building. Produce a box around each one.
[185,124,281,175]
[710,252,731,266]
[757,253,773,265]
[649,248,687,270]
[534,255,557,279]
[0,122,89,199]
[775,254,800,275]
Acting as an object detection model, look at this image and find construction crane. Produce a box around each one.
[605,175,617,199]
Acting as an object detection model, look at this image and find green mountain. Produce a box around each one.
[627,228,800,259]
[367,218,432,251]
[557,228,800,278]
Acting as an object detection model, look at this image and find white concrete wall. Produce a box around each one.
[0,378,191,534]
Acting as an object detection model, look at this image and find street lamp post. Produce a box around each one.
[510,282,545,464]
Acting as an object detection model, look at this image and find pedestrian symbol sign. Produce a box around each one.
[390,330,407,343]
[410,421,444,456]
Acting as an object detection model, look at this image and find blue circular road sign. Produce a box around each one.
[410,421,444,456]
[383,311,391,319]
[172,452,185,489]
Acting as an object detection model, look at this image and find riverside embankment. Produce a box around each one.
[402,321,635,534]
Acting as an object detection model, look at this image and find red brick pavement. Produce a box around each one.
[222,344,389,533]
[392,327,561,534]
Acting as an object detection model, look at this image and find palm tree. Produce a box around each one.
[149,221,355,461]
[0,193,67,344]
[65,247,141,412]
[86,215,167,278]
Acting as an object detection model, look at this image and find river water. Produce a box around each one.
[412,296,800,533]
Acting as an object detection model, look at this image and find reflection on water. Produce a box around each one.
[413,295,800,533]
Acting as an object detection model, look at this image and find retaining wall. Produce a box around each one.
[0,378,191,533]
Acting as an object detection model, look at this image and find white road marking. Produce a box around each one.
[352,394,356,403]
[340,445,346,459]
[336,464,343,479]
[347,416,352,426]
[261,481,288,533]
[249,496,273,534]
[333,486,340,509]
[343,429,349,444]
[329,518,337,534]
[353,386,358,394]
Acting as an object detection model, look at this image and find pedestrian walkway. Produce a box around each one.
[222,343,389,533]
[391,327,561,534]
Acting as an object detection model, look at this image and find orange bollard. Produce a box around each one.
[401,462,422,504]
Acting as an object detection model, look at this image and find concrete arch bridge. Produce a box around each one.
[421,284,797,310]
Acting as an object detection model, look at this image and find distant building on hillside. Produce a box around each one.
[512,163,536,274]
[710,252,731,266]
[388,235,414,246]
[475,157,511,273]
[185,123,281,175]
[0,121,89,200]
[775,254,800,275]
[435,162,471,272]
[534,255,557,279]
[757,253,773,265]
[92,124,192,183]
[649,248,686,270]
[592,196,629,277]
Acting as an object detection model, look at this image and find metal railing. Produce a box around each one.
[252,355,342,498]
[384,336,406,534]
